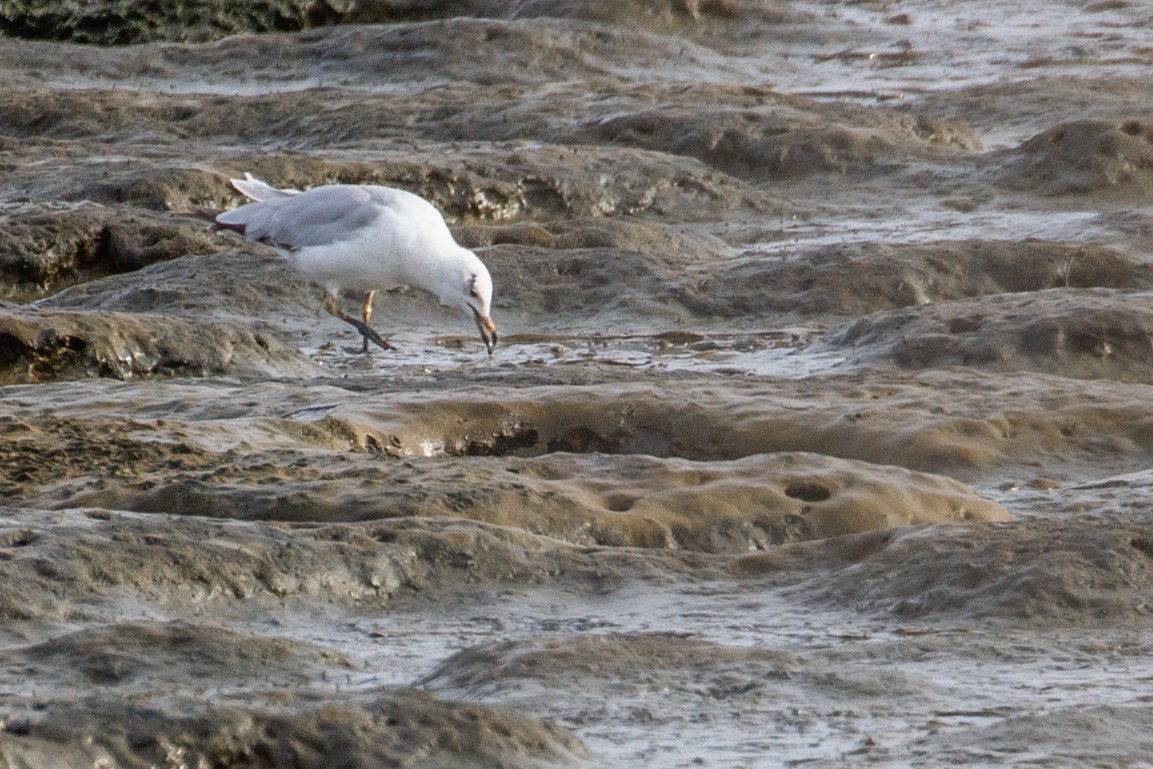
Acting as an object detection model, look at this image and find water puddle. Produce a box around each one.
[306,329,847,380]
[750,209,1106,252]
[785,0,1151,101]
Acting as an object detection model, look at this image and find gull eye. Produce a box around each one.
[468,287,480,299]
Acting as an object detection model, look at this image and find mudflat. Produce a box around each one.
[2,1,1153,766]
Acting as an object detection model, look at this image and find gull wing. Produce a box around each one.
[216,185,387,250]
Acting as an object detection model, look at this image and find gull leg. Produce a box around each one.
[361,291,376,354]
[323,292,394,352]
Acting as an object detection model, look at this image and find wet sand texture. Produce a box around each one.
[4,0,1153,766]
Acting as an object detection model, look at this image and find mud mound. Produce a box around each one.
[0,204,222,301]
[0,0,373,44]
[995,118,1153,197]
[0,691,585,769]
[819,288,1153,380]
[455,217,729,258]
[39,249,321,320]
[44,448,1008,552]
[736,519,1153,625]
[293,17,733,85]
[582,104,980,180]
[900,76,1153,147]
[424,633,795,691]
[911,705,1153,767]
[0,306,318,383]
[423,632,935,718]
[677,240,1151,320]
[479,245,680,322]
[17,621,351,688]
[0,507,705,619]
[422,635,806,722]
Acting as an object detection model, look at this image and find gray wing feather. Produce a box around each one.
[217,186,384,249]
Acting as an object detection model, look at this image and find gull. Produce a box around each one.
[213,173,497,355]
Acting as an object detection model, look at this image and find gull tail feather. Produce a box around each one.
[230,172,301,202]
[183,203,248,235]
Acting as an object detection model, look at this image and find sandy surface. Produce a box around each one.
[2,1,1153,766]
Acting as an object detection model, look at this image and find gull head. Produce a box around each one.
[456,255,497,355]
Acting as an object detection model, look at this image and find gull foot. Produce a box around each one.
[337,316,395,353]
[361,326,396,352]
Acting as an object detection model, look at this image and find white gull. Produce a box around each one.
[215,173,497,355]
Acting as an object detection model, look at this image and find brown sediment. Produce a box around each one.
[0,306,318,383]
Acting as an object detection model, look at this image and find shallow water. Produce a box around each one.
[307,329,842,381]
[756,209,1107,250]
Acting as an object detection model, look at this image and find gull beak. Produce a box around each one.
[472,309,498,355]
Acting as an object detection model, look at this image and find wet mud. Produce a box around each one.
[3,0,1153,766]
